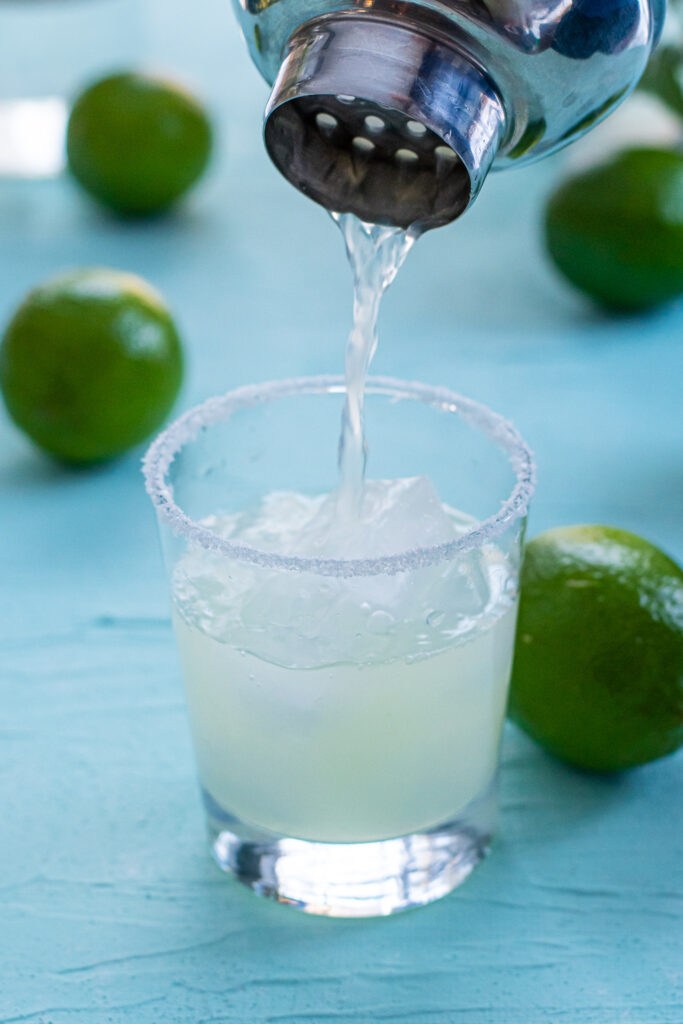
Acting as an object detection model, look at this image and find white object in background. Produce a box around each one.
[0,98,67,177]
[0,0,147,178]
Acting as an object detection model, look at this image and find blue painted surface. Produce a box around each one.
[1,1,682,1021]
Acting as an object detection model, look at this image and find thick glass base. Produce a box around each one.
[204,782,496,917]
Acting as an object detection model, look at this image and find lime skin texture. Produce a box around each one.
[509,526,683,772]
[0,268,184,463]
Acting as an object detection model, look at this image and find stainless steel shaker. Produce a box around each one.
[232,0,665,229]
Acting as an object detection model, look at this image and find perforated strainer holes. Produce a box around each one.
[316,112,338,132]
[352,136,375,153]
[406,120,427,137]
[395,148,419,165]
[364,115,385,134]
[264,93,473,228]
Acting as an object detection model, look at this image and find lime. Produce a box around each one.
[639,44,683,119]
[66,72,212,215]
[0,268,183,463]
[544,147,683,310]
[509,525,683,772]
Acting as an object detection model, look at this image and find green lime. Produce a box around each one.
[639,44,683,119]
[509,525,683,772]
[66,72,212,215]
[0,268,183,463]
[544,147,683,310]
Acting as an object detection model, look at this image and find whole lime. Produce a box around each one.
[544,147,683,311]
[66,72,212,215]
[509,525,683,772]
[0,268,183,463]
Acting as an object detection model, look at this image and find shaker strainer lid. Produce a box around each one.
[264,15,506,231]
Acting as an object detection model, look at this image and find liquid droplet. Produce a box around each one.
[369,610,394,634]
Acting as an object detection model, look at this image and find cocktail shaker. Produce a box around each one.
[232,0,665,229]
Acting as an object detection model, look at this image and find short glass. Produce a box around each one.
[144,376,535,917]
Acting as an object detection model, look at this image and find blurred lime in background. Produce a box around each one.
[509,525,683,772]
[66,72,212,215]
[543,13,683,314]
[639,43,683,119]
[0,268,183,463]
[544,147,683,311]
[0,0,146,178]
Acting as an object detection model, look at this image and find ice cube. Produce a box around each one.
[175,479,499,667]
[276,476,458,560]
[355,476,457,555]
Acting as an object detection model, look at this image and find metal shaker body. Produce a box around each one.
[232,0,665,228]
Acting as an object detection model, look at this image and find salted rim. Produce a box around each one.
[143,375,536,578]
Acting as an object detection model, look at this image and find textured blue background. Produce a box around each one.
[1,1,681,1021]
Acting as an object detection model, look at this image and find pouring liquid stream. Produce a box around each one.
[332,212,418,517]
[168,202,524,851]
